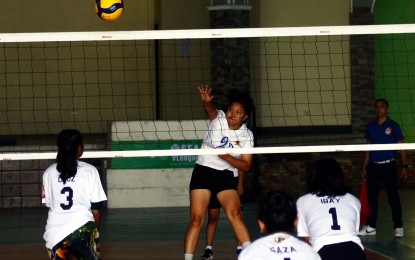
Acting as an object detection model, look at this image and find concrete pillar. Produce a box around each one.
[207,2,252,110]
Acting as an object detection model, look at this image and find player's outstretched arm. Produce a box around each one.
[198,84,217,121]
[219,153,252,173]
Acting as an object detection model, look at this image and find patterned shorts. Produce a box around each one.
[47,221,100,260]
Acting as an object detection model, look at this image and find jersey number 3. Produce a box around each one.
[60,187,74,210]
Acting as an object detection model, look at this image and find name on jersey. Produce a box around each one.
[320,197,340,204]
[58,176,76,183]
[269,246,297,254]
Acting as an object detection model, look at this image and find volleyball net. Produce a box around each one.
[1,24,415,160]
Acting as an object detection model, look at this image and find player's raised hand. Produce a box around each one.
[198,84,213,103]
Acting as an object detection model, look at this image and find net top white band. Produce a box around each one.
[1,24,415,43]
[1,143,414,161]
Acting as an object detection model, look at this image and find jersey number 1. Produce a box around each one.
[60,187,74,210]
[329,207,341,230]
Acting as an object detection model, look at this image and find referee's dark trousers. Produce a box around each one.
[366,161,403,229]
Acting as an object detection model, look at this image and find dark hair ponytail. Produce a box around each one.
[306,158,348,197]
[56,129,83,184]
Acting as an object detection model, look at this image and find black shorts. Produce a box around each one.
[318,241,366,260]
[207,175,239,209]
[189,164,237,199]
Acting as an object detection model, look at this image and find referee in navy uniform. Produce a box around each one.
[359,98,408,238]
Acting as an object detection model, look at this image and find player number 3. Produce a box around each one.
[60,187,74,210]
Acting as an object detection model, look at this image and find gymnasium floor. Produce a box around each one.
[1,190,414,259]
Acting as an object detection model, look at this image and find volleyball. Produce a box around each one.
[95,0,124,22]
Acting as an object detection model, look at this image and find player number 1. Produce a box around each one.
[329,207,341,230]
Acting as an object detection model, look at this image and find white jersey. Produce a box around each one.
[196,110,254,175]
[238,233,321,260]
[296,193,363,252]
[42,160,107,249]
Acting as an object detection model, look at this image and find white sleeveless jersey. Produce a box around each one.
[296,193,363,252]
[42,160,107,249]
[238,233,321,260]
[196,110,254,175]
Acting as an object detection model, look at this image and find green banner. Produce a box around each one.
[111,140,202,169]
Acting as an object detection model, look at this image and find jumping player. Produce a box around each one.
[296,158,366,260]
[238,190,321,260]
[184,85,254,260]
[42,129,107,260]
